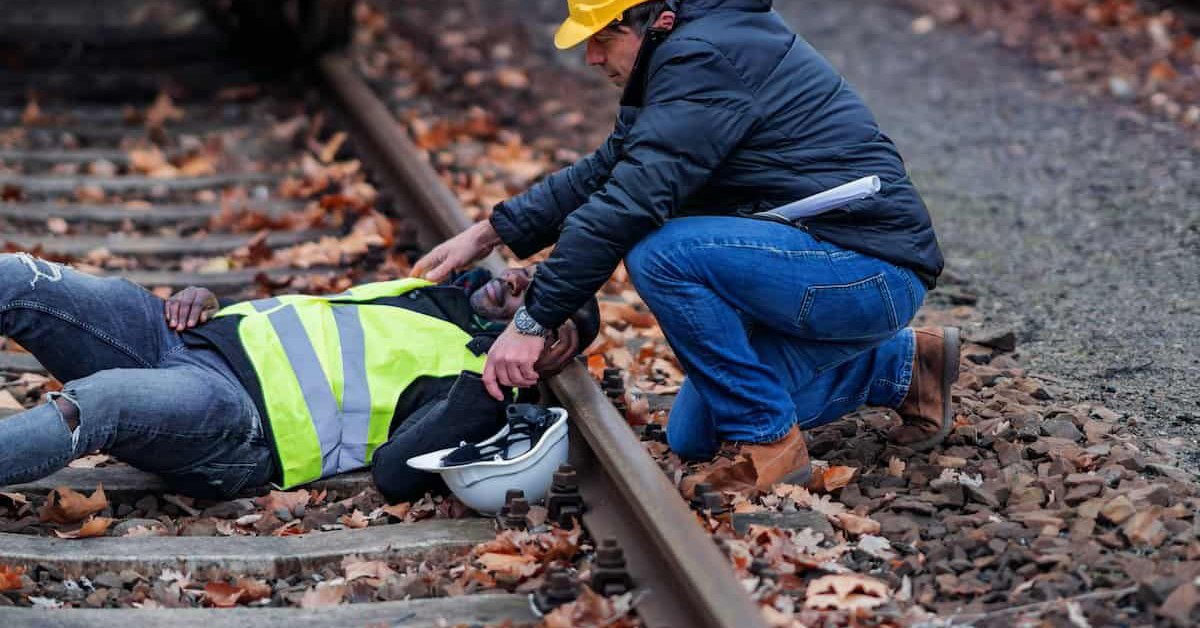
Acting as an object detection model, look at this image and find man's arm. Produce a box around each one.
[523,39,760,328]
[488,111,633,259]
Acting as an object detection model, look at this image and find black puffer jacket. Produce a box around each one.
[491,0,944,328]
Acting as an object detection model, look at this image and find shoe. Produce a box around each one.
[685,425,812,496]
[890,326,960,451]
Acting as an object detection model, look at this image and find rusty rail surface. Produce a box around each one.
[315,51,768,628]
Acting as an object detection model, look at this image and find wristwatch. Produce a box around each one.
[513,306,551,337]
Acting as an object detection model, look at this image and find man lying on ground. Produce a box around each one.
[0,253,599,503]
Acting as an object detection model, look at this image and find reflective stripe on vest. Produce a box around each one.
[217,279,487,488]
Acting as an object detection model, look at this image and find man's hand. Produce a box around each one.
[482,324,546,400]
[411,221,502,283]
[165,286,219,331]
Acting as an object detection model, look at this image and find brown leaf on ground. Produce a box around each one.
[0,565,24,591]
[52,516,112,539]
[834,512,882,536]
[256,489,311,514]
[342,556,396,582]
[599,300,657,329]
[271,520,306,537]
[39,484,108,524]
[202,582,245,608]
[231,230,274,266]
[475,552,540,579]
[298,583,345,609]
[681,454,759,497]
[74,184,106,203]
[318,132,347,163]
[804,574,890,611]
[128,147,177,177]
[236,577,272,603]
[813,465,857,493]
[123,525,168,538]
[380,502,410,521]
[544,587,637,628]
[339,510,370,529]
[144,91,184,130]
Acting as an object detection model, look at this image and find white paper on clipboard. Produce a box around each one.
[757,175,881,223]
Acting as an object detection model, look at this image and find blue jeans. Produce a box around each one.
[626,217,926,460]
[0,254,274,499]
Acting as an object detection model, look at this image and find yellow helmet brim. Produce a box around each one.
[554,17,599,50]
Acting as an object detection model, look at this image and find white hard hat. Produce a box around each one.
[407,405,570,515]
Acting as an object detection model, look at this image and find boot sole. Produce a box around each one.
[907,326,960,452]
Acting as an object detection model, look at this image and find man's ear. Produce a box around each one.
[653,10,676,31]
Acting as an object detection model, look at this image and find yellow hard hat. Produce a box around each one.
[554,0,653,50]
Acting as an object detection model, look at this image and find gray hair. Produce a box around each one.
[607,1,670,36]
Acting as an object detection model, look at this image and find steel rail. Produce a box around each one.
[314,51,767,628]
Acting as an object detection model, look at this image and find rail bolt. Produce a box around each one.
[546,464,585,527]
[591,538,634,596]
[501,496,531,530]
[497,488,526,519]
[689,482,714,509]
[533,566,580,614]
[700,491,728,515]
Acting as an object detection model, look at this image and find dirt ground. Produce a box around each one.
[512,0,1200,471]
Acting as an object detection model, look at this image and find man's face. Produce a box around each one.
[469,267,532,322]
[467,265,585,376]
[586,25,644,87]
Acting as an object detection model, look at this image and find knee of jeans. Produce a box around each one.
[56,372,128,455]
[626,233,684,292]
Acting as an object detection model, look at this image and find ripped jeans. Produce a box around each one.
[0,254,274,499]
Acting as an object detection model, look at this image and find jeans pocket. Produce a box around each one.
[795,273,899,342]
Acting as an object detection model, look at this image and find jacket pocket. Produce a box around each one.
[795,274,899,342]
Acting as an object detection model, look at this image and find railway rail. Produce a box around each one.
[0,3,764,627]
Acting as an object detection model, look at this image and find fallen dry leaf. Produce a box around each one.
[298,583,345,609]
[203,581,245,608]
[0,565,24,591]
[236,577,272,603]
[52,516,112,539]
[39,484,108,524]
[256,489,310,515]
[342,556,396,582]
[816,465,857,492]
[318,132,347,163]
[805,574,890,611]
[380,502,410,521]
[475,552,540,579]
[339,510,369,529]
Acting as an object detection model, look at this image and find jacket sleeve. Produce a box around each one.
[488,110,634,259]
[523,39,760,328]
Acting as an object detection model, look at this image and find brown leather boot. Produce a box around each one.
[691,425,812,495]
[890,327,961,451]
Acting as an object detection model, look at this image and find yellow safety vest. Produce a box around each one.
[215,278,488,488]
